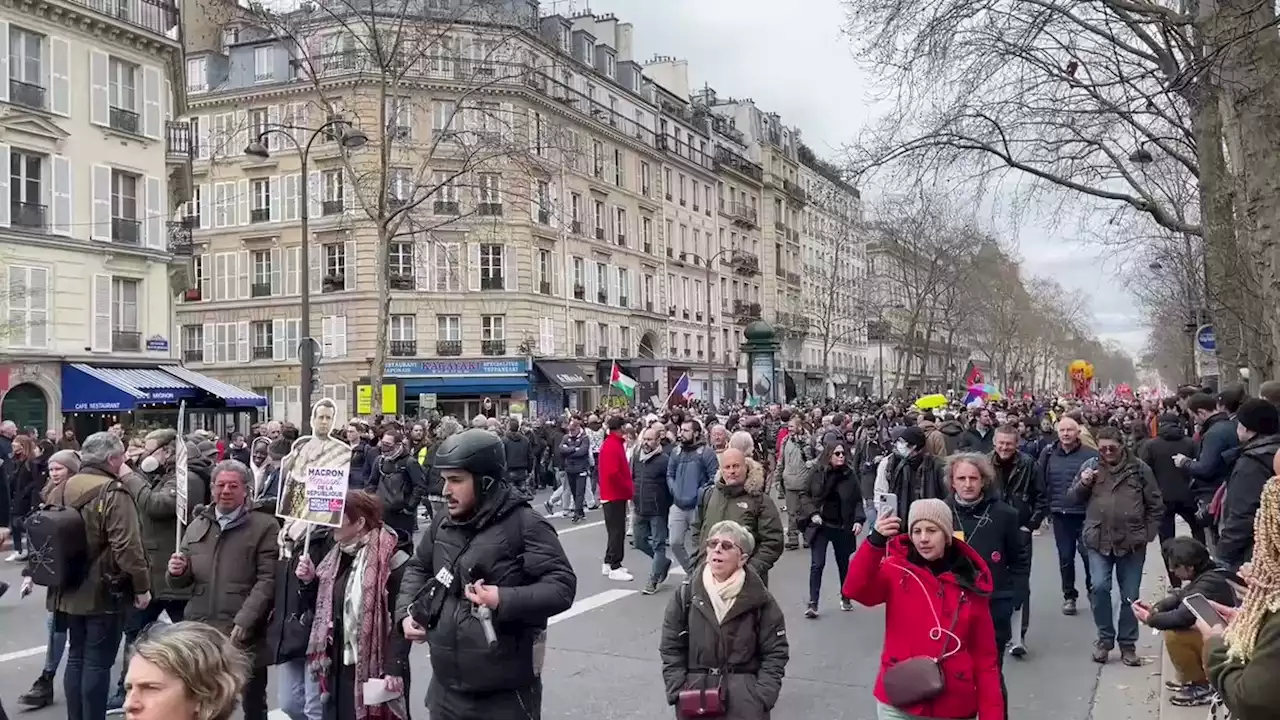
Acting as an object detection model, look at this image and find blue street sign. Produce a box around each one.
[1196,325,1216,353]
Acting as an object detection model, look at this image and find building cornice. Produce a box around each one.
[3,0,180,57]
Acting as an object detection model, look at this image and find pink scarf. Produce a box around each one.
[306,528,405,720]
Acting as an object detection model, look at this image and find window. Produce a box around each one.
[481,315,505,340]
[593,200,606,238]
[108,57,137,112]
[620,326,631,355]
[389,314,416,340]
[112,170,139,220]
[595,263,607,303]
[679,174,686,204]
[679,224,688,253]
[584,43,594,66]
[9,26,42,89]
[323,243,347,281]
[614,207,627,243]
[248,108,269,145]
[322,169,344,204]
[535,180,550,223]
[642,217,653,250]
[253,46,273,81]
[252,321,272,355]
[618,268,630,305]
[641,162,651,195]
[592,140,604,178]
[478,173,501,204]
[185,56,207,93]
[437,314,461,340]
[537,249,552,293]
[251,249,272,295]
[388,167,412,202]
[643,274,653,306]
[664,168,673,198]
[573,320,586,348]
[182,325,203,358]
[570,193,582,226]
[111,277,139,332]
[431,171,459,214]
[250,178,270,221]
[479,244,504,289]
[5,265,47,347]
[9,150,42,227]
[613,149,624,186]
[572,256,585,290]
[221,26,239,50]
[432,100,458,135]
[388,242,413,277]
[434,243,461,291]
[282,319,301,360]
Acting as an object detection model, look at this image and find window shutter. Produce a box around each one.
[198,252,211,299]
[272,386,285,419]
[505,244,516,292]
[267,105,281,150]
[201,323,214,363]
[468,242,480,291]
[608,265,617,305]
[234,110,248,160]
[321,315,333,357]
[540,317,554,355]
[237,320,250,363]
[89,48,109,127]
[308,243,322,294]
[50,37,70,116]
[414,239,430,291]
[91,165,111,240]
[269,176,281,221]
[198,182,212,229]
[270,247,282,295]
[331,384,348,425]
[196,115,211,160]
[143,65,162,138]
[344,239,356,290]
[91,274,112,351]
[272,318,286,360]
[237,250,250,298]
[0,22,7,103]
[283,174,298,221]
[0,143,8,227]
[308,172,322,218]
[285,246,299,295]
[51,155,71,235]
[550,183,560,228]
[587,322,597,355]
[145,175,164,249]
[334,316,347,357]
[286,386,301,426]
[586,260,596,300]
[237,178,249,226]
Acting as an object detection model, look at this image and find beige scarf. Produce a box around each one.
[702,563,746,624]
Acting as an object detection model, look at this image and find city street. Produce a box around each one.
[0,495,1145,719]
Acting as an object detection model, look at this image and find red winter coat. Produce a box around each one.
[842,534,1004,720]
[597,432,634,503]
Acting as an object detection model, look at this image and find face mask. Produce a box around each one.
[140,454,161,473]
[894,440,911,458]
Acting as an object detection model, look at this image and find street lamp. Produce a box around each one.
[245,118,367,433]
[702,246,739,405]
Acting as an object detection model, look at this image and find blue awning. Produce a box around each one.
[162,366,267,407]
[61,363,267,412]
[404,377,529,396]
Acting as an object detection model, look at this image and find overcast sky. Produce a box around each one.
[571,0,1146,357]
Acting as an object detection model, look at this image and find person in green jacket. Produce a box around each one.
[691,448,785,586]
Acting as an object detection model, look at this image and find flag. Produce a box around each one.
[609,361,637,400]
[665,373,694,407]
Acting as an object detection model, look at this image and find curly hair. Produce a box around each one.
[129,621,248,720]
[944,452,995,489]
[1225,477,1280,661]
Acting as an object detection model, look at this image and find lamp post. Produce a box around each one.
[244,119,367,433]
[703,246,737,405]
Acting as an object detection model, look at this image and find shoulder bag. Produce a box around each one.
[881,566,965,708]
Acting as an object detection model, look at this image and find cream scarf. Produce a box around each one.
[702,564,746,624]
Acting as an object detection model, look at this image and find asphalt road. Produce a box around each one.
[0,493,1146,719]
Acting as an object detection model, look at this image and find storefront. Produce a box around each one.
[59,363,267,438]
[389,359,530,421]
[532,361,597,416]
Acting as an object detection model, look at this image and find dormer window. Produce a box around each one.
[584,42,594,65]
[605,54,615,78]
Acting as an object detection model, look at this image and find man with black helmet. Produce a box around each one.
[396,429,576,719]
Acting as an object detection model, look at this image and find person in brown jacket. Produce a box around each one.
[44,431,151,720]
[167,459,278,720]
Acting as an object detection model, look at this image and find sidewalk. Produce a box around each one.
[1087,538,1167,720]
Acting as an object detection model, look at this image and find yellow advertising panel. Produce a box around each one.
[355,383,400,415]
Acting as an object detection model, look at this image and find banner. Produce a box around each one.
[277,398,352,528]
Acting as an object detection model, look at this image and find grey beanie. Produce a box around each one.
[48,449,81,474]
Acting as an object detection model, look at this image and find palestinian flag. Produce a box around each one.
[609,361,637,400]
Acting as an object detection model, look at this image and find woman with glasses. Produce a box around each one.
[798,439,865,618]
[121,621,248,720]
[660,520,790,720]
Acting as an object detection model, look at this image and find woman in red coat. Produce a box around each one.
[843,498,1004,720]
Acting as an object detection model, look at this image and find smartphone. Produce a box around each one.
[1182,593,1227,627]
[875,491,898,517]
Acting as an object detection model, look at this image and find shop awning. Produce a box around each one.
[61,363,266,412]
[163,365,267,407]
[534,361,596,389]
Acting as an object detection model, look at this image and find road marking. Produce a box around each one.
[0,646,45,663]
[555,520,605,534]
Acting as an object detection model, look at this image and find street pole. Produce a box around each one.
[705,247,733,406]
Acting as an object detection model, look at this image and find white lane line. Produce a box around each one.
[0,647,45,663]
[266,587,635,720]
[554,520,605,534]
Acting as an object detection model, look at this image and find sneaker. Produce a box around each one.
[1091,641,1112,664]
[840,598,853,612]
[1009,642,1027,658]
[804,603,818,619]
[784,541,799,551]
[17,672,54,709]
[601,563,611,577]
[608,567,634,582]
[5,551,27,562]
[1165,680,1190,691]
[570,515,582,524]
[642,581,659,595]
[1062,599,1078,616]
[1119,646,1142,667]
[1170,684,1213,707]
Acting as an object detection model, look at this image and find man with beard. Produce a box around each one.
[991,425,1048,658]
[631,426,672,595]
[958,407,997,454]
[371,428,428,548]
[665,419,719,573]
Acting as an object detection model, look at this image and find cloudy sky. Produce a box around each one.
[572,0,1147,357]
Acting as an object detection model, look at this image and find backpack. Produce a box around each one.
[24,478,124,590]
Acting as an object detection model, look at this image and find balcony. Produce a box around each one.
[112,330,142,351]
[182,349,202,363]
[481,339,506,356]
[166,120,191,159]
[112,217,141,245]
[109,106,140,134]
[594,227,605,240]
[714,148,764,182]
[246,207,268,223]
[539,280,552,295]
[390,274,414,290]
[729,202,758,228]
[477,202,503,216]
[574,343,585,356]
[784,179,808,206]
[437,339,463,356]
[181,288,201,302]
[168,220,193,255]
[11,201,47,230]
[252,346,273,360]
[595,345,607,357]
[434,200,460,215]
[9,79,46,110]
[67,0,178,37]
[321,199,344,216]
[573,284,585,300]
[732,300,762,322]
[251,282,272,298]
[480,275,505,291]
[728,250,761,276]
[390,340,418,357]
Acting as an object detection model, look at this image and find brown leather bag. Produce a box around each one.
[676,678,726,718]
[881,593,964,708]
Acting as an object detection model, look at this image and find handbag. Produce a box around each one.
[882,571,965,708]
[676,673,726,717]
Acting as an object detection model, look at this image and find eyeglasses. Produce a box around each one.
[1099,445,1122,453]
[704,539,740,552]
[831,451,845,457]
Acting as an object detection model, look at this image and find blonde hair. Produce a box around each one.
[130,622,249,720]
[1225,477,1280,661]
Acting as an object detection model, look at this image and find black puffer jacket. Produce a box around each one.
[1147,565,1237,631]
[1138,418,1198,507]
[632,445,672,517]
[1217,434,1280,570]
[5,458,43,518]
[347,441,376,490]
[264,528,332,665]
[372,446,427,517]
[947,493,1030,600]
[503,431,535,473]
[395,483,576,696]
[990,451,1048,531]
[797,445,865,532]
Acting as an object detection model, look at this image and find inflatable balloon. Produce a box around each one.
[1068,360,1095,398]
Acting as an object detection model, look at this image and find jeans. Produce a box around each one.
[62,612,124,720]
[1052,512,1093,601]
[1087,548,1146,647]
[633,513,672,583]
[242,665,269,720]
[566,471,588,519]
[668,505,698,573]
[808,525,855,605]
[602,501,628,569]
[1011,531,1033,642]
[44,613,67,676]
[276,657,323,720]
[114,599,187,698]
[784,489,803,546]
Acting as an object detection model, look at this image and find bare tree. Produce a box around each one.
[800,182,866,387]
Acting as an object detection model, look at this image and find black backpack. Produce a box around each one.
[24,479,124,590]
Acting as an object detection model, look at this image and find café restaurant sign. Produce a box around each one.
[385,359,528,376]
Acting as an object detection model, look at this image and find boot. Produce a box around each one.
[18,671,54,708]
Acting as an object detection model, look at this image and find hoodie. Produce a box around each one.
[1137,417,1198,507]
[938,419,966,455]
[596,432,633,503]
[503,430,535,473]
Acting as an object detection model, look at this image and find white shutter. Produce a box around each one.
[587,322,597,355]
[334,316,347,357]
[285,246,299,295]
[89,48,108,127]
[237,178,249,226]
[0,144,8,227]
[202,323,215,363]
[414,239,430,290]
[286,386,301,426]
[164,79,172,123]
[198,182,212,229]
[237,320,250,363]
[269,176,282,221]
[196,115,210,160]
[309,243,322,293]
[145,175,163,249]
[331,384,348,425]
[283,174,299,221]
[0,22,7,104]
[308,172,322,218]
[237,250,250,298]
[50,37,70,116]
[540,317,554,355]
[233,110,248,160]
[51,155,71,235]
[505,244,516,292]
[608,265,617,305]
[272,318,286,360]
[91,165,111,240]
[27,268,48,348]
[321,315,333,356]
[586,260,596,301]
[91,274,112,351]
[271,387,285,419]
[267,105,281,151]
[270,247,282,295]
[143,65,162,138]
[344,239,356,290]
[212,183,226,228]
[198,252,211,299]
[468,242,480,291]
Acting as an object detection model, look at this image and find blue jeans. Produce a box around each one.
[632,512,672,583]
[44,613,67,676]
[1052,512,1093,601]
[1087,548,1146,647]
[276,657,323,720]
[62,612,124,720]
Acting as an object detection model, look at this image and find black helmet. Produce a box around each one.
[432,429,506,487]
